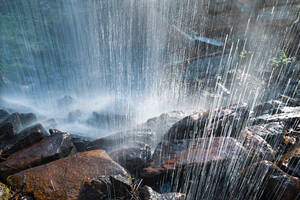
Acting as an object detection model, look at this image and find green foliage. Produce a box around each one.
[269,50,296,68]
[238,49,251,65]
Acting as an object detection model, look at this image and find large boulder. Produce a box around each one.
[237,160,300,200]
[108,143,151,177]
[163,104,249,141]
[1,123,49,158]
[140,186,186,200]
[8,150,129,200]
[0,113,23,140]
[70,134,93,152]
[241,129,276,162]
[0,131,75,178]
[142,137,247,198]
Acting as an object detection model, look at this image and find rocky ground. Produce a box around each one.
[0,89,299,200]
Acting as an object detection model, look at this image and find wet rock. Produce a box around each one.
[252,107,300,126]
[56,95,74,108]
[143,137,246,177]
[241,129,276,162]
[86,128,155,151]
[70,134,93,152]
[19,113,37,127]
[78,174,133,200]
[237,160,300,200]
[142,111,188,140]
[247,122,286,151]
[0,113,23,140]
[78,174,186,200]
[280,95,300,107]
[0,123,49,158]
[9,150,129,200]
[0,182,10,200]
[140,185,186,200]
[252,100,283,117]
[108,143,151,176]
[0,110,9,123]
[0,131,75,178]
[86,112,130,129]
[142,137,247,197]
[163,104,249,141]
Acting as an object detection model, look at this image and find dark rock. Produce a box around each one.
[241,129,276,162]
[0,123,49,158]
[143,137,246,177]
[9,150,129,200]
[0,110,9,123]
[252,100,283,117]
[142,137,247,197]
[0,131,75,178]
[237,160,300,200]
[86,128,155,151]
[19,113,37,127]
[78,174,133,200]
[247,122,286,151]
[0,113,23,140]
[140,185,186,200]
[280,95,300,107]
[163,103,249,141]
[78,174,186,200]
[252,107,300,126]
[56,95,74,108]
[142,111,187,140]
[108,143,151,176]
[70,134,93,152]
[86,112,130,129]
[0,182,10,200]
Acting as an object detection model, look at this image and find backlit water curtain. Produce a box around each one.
[0,0,299,200]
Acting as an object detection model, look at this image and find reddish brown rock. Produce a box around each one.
[143,137,246,178]
[0,132,75,178]
[238,160,300,200]
[163,104,249,141]
[8,150,129,200]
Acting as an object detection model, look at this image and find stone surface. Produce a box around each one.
[108,143,151,176]
[87,112,130,129]
[252,107,300,126]
[140,185,186,200]
[238,160,300,200]
[142,111,187,140]
[164,104,249,140]
[0,131,75,178]
[241,129,276,162]
[78,174,186,200]
[247,122,286,151]
[0,182,10,200]
[1,123,49,158]
[9,150,129,200]
[143,137,246,178]
[86,128,155,151]
[19,113,37,127]
[0,113,23,140]
[70,134,93,152]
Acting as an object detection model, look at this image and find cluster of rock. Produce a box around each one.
[0,96,299,199]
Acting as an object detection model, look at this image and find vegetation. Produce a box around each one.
[269,50,296,69]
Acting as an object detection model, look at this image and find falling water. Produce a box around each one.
[0,0,299,199]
